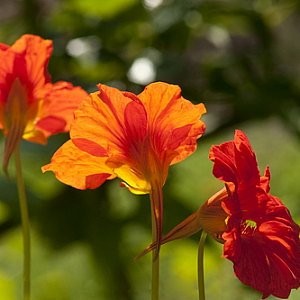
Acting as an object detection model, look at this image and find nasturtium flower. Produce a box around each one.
[145,130,300,299]
[43,82,206,245]
[0,34,88,172]
[210,130,300,299]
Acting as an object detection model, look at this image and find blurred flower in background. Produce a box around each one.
[0,34,88,172]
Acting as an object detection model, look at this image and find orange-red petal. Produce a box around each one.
[45,82,206,196]
[71,85,131,151]
[138,82,206,165]
[0,35,88,146]
[26,81,89,143]
[10,34,52,98]
[70,85,152,193]
[42,140,115,189]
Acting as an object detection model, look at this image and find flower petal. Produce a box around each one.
[224,211,300,299]
[116,164,151,194]
[71,84,153,193]
[138,82,206,164]
[72,138,108,157]
[0,46,16,106]
[27,81,89,143]
[71,84,131,152]
[10,34,52,98]
[209,130,260,187]
[42,140,115,189]
[38,82,88,130]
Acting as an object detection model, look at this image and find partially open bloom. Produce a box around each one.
[43,82,206,245]
[0,34,88,172]
[145,130,300,299]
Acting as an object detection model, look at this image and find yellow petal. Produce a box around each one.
[116,164,151,194]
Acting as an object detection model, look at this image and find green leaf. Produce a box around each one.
[66,0,138,19]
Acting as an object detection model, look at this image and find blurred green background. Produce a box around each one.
[0,0,300,299]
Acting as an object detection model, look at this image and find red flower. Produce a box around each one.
[0,34,88,171]
[209,130,300,299]
[143,130,300,298]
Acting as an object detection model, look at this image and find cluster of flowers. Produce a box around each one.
[1,34,299,299]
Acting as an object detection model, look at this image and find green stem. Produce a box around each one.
[198,230,207,300]
[151,250,159,300]
[14,144,31,300]
[149,184,163,300]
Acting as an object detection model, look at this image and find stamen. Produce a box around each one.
[241,219,257,235]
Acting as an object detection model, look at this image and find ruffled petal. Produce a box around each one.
[10,34,52,98]
[138,82,206,165]
[71,85,131,153]
[209,130,260,186]
[70,85,151,189]
[224,212,300,299]
[27,81,88,143]
[211,130,300,298]
[45,81,206,196]
[0,46,16,106]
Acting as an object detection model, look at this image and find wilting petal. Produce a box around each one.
[42,140,115,189]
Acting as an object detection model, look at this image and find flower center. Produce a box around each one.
[241,219,257,236]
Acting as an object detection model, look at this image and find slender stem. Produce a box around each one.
[151,249,159,300]
[149,184,163,300]
[14,144,31,300]
[198,230,207,300]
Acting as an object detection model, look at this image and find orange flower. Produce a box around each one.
[43,82,206,245]
[0,34,88,172]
